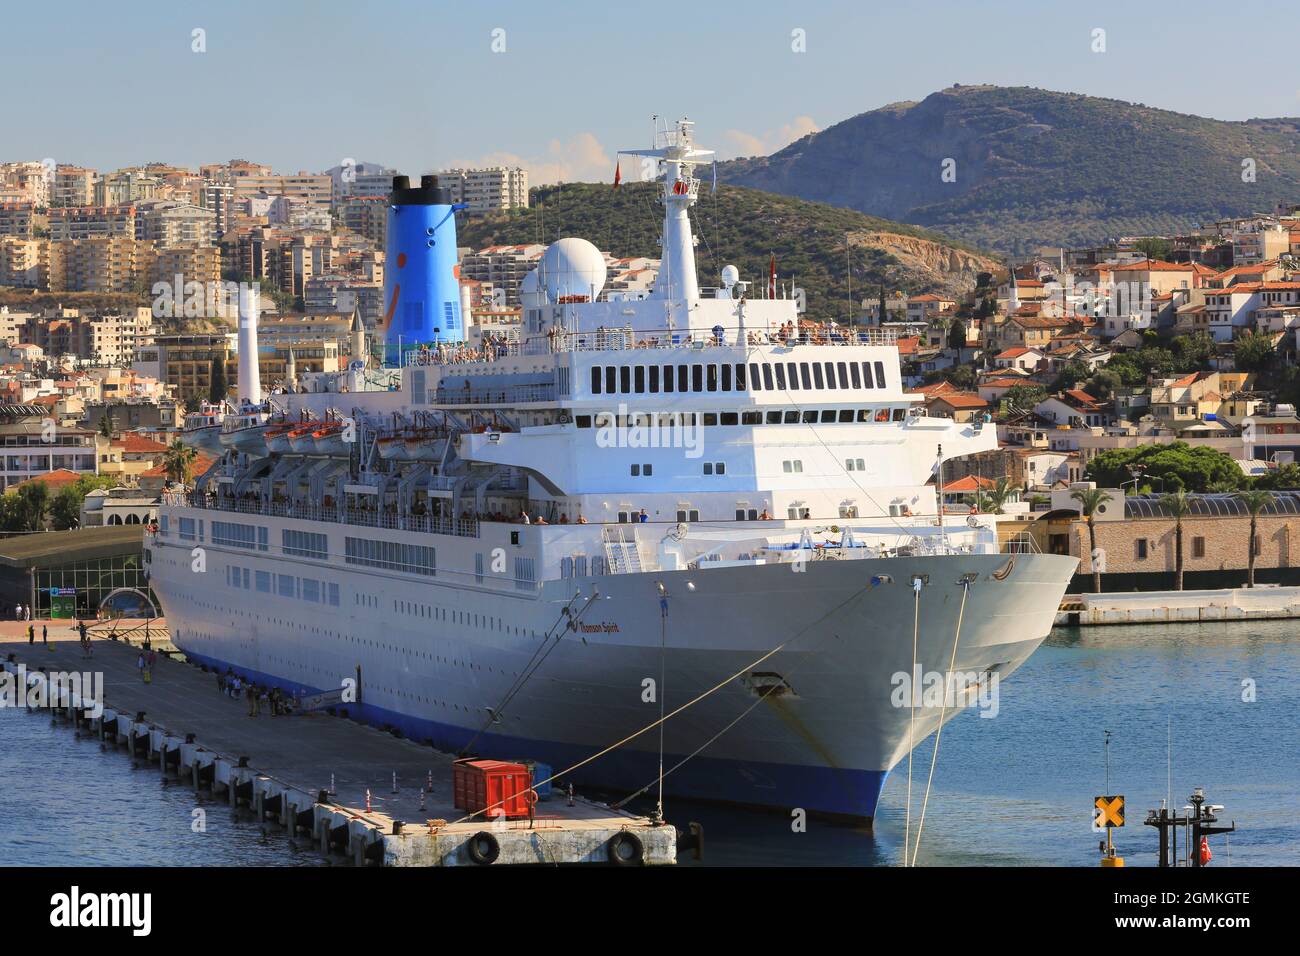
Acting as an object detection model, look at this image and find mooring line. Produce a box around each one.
[909,578,970,867]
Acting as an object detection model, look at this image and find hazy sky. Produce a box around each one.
[8,0,1300,183]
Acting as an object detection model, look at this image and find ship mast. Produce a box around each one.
[619,118,714,303]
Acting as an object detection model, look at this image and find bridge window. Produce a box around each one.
[874,361,886,388]
[721,364,732,391]
[591,366,602,394]
[861,362,875,388]
[774,364,787,389]
[662,365,674,392]
[850,363,861,388]
[820,410,836,423]
[692,365,703,391]
[707,365,718,392]
[605,366,616,393]
[838,409,854,423]
[619,366,631,393]
[649,366,659,392]
[837,362,850,388]
[735,364,746,390]
[720,412,738,425]
[799,363,812,389]
[677,365,689,392]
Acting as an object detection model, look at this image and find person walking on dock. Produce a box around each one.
[15,603,22,621]
[23,605,30,621]
[27,623,34,645]
[41,625,47,648]
[137,651,146,682]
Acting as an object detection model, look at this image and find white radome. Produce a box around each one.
[538,237,607,302]
[518,268,544,308]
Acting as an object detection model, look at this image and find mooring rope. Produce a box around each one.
[903,580,920,866]
[909,578,970,867]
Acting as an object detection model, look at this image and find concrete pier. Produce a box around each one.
[1056,584,1300,627]
[1,623,676,866]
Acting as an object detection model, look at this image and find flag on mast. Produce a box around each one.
[768,253,777,299]
[613,160,622,189]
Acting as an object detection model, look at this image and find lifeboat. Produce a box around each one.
[376,432,409,461]
[311,421,350,456]
[263,422,298,454]
[286,424,319,454]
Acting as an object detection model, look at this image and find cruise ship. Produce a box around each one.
[147,121,1077,824]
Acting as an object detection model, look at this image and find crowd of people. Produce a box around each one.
[216,668,294,717]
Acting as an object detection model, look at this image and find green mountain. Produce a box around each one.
[458,182,1000,319]
[717,85,1300,254]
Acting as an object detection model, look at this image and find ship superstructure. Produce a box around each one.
[147,120,1077,823]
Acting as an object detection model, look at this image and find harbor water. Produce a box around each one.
[3,620,1297,867]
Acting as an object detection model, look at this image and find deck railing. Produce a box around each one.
[174,491,480,538]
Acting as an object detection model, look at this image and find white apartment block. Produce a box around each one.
[434,167,529,213]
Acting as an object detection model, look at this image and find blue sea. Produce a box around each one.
[3,621,1297,866]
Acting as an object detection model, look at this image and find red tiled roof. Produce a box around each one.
[942,475,997,493]
[9,468,84,491]
[930,392,990,410]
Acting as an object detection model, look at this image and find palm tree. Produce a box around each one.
[1070,487,1114,593]
[983,477,1019,515]
[1234,489,1272,588]
[163,439,198,487]
[1159,490,1194,591]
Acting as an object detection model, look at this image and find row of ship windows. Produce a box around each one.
[576,407,909,429]
[590,360,888,395]
[225,564,341,606]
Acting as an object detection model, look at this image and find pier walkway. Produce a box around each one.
[0,622,675,866]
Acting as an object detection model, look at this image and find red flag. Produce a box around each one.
[613,161,621,189]
[768,253,776,299]
[1200,836,1212,865]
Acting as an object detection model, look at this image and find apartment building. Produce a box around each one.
[0,406,104,492]
[46,237,156,294]
[230,172,332,209]
[134,333,238,401]
[136,201,217,246]
[337,195,386,248]
[458,244,545,306]
[0,202,35,238]
[0,238,47,288]
[198,181,236,238]
[0,162,51,208]
[48,204,137,241]
[433,167,529,213]
[17,306,155,365]
[52,166,96,207]
[151,244,222,292]
[94,169,162,205]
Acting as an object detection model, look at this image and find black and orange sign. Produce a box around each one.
[1095,795,1125,828]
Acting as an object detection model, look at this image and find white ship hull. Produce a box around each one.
[146,513,1074,821]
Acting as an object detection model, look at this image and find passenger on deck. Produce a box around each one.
[559,513,569,524]
[759,509,772,520]
[536,515,548,525]
[576,513,588,524]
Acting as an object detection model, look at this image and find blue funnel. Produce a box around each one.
[383,174,465,363]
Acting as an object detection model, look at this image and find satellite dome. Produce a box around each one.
[721,264,740,287]
[538,237,607,302]
[518,268,544,308]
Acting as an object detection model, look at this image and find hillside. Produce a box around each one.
[717,85,1300,254]
[458,182,1000,318]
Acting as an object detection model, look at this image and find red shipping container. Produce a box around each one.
[453,759,535,819]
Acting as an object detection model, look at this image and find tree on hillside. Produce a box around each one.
[1235,489,1272,588]
[1132,238,1173,261]
[98,410,116,438]
[208,357,228,405]
[1085,442,1242,493]
[1233,332,1276,373]
[1001,384,1047,416]
[1071,487,1114,594]
[1254,463,1300,490]
[1160,490,1194,591]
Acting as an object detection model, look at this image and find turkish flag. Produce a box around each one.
[613,161,621,189]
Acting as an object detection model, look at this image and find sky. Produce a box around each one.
[7,0,1300,184]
